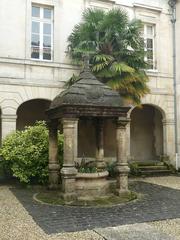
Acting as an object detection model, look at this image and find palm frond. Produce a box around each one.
[92,61,109,72]
[67,7,149,104]
[110,62,135,74]
[92,54,114,63]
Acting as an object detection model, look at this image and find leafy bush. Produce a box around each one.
[106,162,117,178]
[0,121,63,184]
[129,162,141,176]
[75,158,98,173]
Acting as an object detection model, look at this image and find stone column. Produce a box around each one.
[48,119,60,190]
[61,118,78,201]
[126,121,131,161]
[162,118,175,164]
[96,119,106,170]
[115,117,130,195]
[1,114,17,140]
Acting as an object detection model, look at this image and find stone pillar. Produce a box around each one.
[96,119,106,170]
[126,121,131,161]
[115,117,130,195]
[162,118,176,164]
[61,118,78,201]
[1,114,17,140]
[48,120,60,190]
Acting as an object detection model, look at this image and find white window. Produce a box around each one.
[142,24,156,70]
[31,5,53,61]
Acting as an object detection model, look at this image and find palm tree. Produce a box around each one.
[67,8,150,105]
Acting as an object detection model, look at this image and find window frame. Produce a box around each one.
[142,23,156,70]
[31,5,54,61]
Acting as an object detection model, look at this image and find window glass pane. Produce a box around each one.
[32,21,40,33]
[147,50,153,60]
[147,38,153,49]
[43,48,51,60]
[43,23,51,34]
[32,6,40,17]
[147,25,153,36]
[43,36,51,47]
[31,47,40,59]
[44,8,51,19]
[31,34,40,46]
[147,60,153,69]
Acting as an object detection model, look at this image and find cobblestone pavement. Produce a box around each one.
[2,176,180,239]
[10,178,180,234]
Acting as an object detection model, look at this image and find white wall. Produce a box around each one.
[0,0,176,162]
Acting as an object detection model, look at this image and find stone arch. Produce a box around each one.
[130,103,164,162]
[17,86,60,108]
[142,94,168,119]
[128,95,167,120]
[16,98,51,130]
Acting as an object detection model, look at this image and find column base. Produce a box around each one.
[115,164,130,194]
[48,182,59,190]
[96,160,107,170]
[48,163,60,190]
[115,189,130,197]
[61,166,77,200]
[60,192,77,202]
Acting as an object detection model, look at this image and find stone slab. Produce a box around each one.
[95,223,175,240]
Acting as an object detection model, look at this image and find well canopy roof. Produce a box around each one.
[47,65,130,119]
[50,66,124,109]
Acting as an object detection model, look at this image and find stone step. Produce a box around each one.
[140,169,172,176]
[129,161,173,176]
[131,161,164,166]
[138,165,168,171]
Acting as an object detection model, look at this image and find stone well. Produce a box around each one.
[46,60,131,201]
[76,171,109,199]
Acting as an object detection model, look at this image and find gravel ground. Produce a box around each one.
[139,175,180,190]
[0,186,103,240]
[1,176,180,240]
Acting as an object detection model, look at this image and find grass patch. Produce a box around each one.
[35,191,137,207]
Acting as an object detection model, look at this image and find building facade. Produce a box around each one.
[0,0,176,164]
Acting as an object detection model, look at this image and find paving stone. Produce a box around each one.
[95,223,176,240]
[10,181,180,234]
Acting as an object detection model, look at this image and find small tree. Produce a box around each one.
[67,8,150,104]
[0,121,63,184]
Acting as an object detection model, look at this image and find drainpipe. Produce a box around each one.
[168,0,178,169]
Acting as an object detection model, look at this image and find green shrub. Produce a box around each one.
[129,162,141,176]
[106,162,117,178]
[75,158,98,173]
[0,121,63,185]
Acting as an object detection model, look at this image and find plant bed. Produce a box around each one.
[34,190,137,207]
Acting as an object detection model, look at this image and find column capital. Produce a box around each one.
[1,114,17,121]
[63,118,79,129]
[47,119,59,130]
[62,117,79,122]
[117,117,130,128]
[162,119,175,125]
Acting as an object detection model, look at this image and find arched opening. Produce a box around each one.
[78,118,116,160]
[130,104,163,162]
[17,99,51,130]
